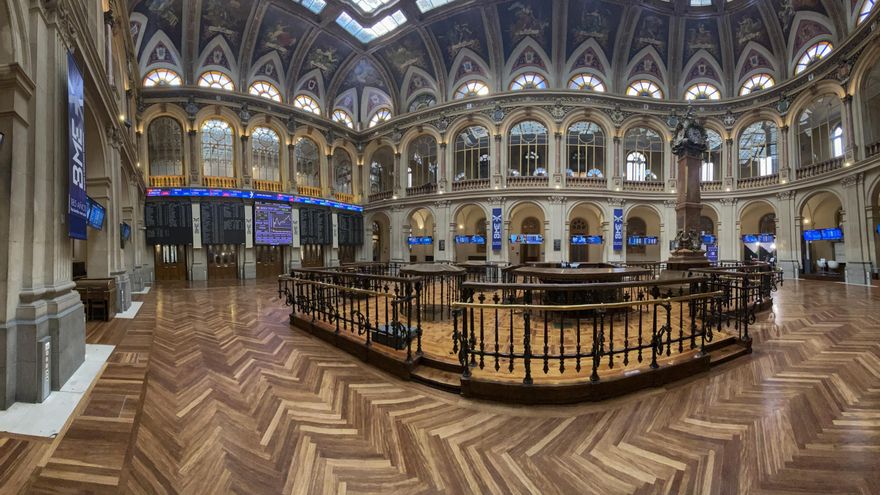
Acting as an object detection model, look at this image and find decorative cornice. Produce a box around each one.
[775,191,795,200]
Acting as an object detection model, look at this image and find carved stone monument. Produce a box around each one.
[667,108,711,271]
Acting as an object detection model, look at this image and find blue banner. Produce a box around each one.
[67,53,88,240]
[491,207,502,250]
[707,245,719,263]
[613,208,623,251]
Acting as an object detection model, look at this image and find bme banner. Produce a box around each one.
[68,53,88,240]
[491,208,502,251]
[613,208,624,251]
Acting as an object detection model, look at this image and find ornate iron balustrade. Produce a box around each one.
[452,277,727,385]
[279,269,423,363]
[451,179,489,191]
[406,183,437,197]
[149,175,186,187]
[737,174,779,189]
[333,191,356,204]
[795,157,844,180]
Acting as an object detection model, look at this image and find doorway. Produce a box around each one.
[154,245,187,281]
[207,244,239,280]
[339,245,356,264]
[302,244,325,268]
[520,217,541,264]
[255,245,285,278]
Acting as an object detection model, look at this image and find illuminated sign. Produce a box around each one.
[454,235,486,244]
[407,236,433,245]
[145,187,362,212]
[509,234,544,244]
[570,235,603,245]
[627,236,658,246]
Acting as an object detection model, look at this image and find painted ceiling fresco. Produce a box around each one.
[128,0,870,117]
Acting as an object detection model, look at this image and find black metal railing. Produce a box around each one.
[278,269,423,363]
[452,277,726,385]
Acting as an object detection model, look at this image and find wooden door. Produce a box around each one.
[207,244,239,280]
[570,218,589,263]
[153,245,187,281]
[256,245,285,278]
[339,245,356,264]
[301,244,324,268]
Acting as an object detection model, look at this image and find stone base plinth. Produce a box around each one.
[665,253,711,272]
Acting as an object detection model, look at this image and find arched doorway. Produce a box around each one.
[453,205,487,262]
[738,201,777,263]
[567,202,604,263]
[407,208,435,262]
[509,202,545,263]
[625,206,661,262]
[800,191,845,279]
[370,213,390,263]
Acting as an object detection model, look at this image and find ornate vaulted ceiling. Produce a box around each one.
[127,0,869,124]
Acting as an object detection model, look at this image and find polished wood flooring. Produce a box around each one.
[2,279,879,493]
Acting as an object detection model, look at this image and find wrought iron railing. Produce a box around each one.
[452,278,726,385]
[279,269,423,363]
[333,191,356,204]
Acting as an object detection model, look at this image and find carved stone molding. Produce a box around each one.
[775,191,795,200]
[487,196,505,205]
[605,197,625,207]
[840,173,862,188]
[433,200,451,209]
[718,197,738,206]
[548,196,566,204]
[663,199,677,208]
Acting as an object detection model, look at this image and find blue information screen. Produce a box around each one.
[455,235,486,244]
[87,197,105,230]
[510,234,544,245]
[254,201,293,245]
[408,236,433,245]
[628,236,658,246]
[571,235,603,245]
[820,228,843,241]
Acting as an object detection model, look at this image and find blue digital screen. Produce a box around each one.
[454,235,486,244]
[802,230,821,241]
[254,201,293,245]
[820,228,843,241]
[757,234,775,243]
[145,187,362,212]
[510,234,543,245]
[701,234,716,245]
[627,236,658,246]
[87,197,105,230]
[120,222,131,241]
[408,236,433,245]
[571,235,603,245]
[741,234,759,243]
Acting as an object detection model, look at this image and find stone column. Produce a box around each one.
[774,191,799,280]
[240,135,251,189]
[188,129,200,185]
[779,125,791,183]
[434,200,451,262]
[287,143,296,193]
[842,95,857,162]
[611,135,622,191]
[724,138,735,192]
[841,174,872,284]
[325,153,333,198]
[390,205,407,262]
[718,198,739,261]
[553,131,563,189]
[547,196,566,263]
[438,141,448,194]
[493,133,503,189]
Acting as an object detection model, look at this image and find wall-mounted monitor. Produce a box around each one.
[802,230,821,242]
[757,233,776,243]
[820,228,843,241]
[701,234,716,245]
[509,234,544,245]
[407,236,433,245]
[571,235,603,245]
[742,234,759,243]
[120,222,131,242]
[145,201,193,245]
[628,236,658,246]
[454,235,486,244]
[254,201,293,246]
[86,197,105,230]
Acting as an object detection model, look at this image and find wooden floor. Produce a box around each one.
[3,279,880,493]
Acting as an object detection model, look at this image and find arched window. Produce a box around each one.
[759,213,776,234]
[567,121,605,178]
[370,146,394,193]
[795,42,833,74]
[293,95,321,114]
[832,125,845,158]
[200,119,234,177]
[147,117,184,176]
[797,95,844,167]
[739,74,775,95]
[739,121,778,178]
[627,80,663,98]
[295,138,321,188]
[685,83,721,101]
[860,0,877,24]
[508,120,548,177]
[623,127,664,181]
[197,71,234,90]
[454,126,490,181]
[568,74,606,92]
[332,109,354,129]
[454,80,490,99]
[333,149,353,195]
[701,130,722,182]
[509,73,548,90]
[249,81,281,102]
[368,108,392,128]
[251,127,280,182]
[407,135,437,188]
[143,68,182,87]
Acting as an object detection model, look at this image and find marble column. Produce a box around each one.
[240,135,251,189]
[842,95,858,162]
[841,174,873,284]
[287,143,296,193]
[188,129,200,185]
[774,191,799,280]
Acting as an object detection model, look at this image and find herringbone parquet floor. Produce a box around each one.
[8,279,880,494]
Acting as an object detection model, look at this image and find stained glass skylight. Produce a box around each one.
[293,0,327,14]
[343,0,396,14]
[415,0,454,13]
[336,10,407,43]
